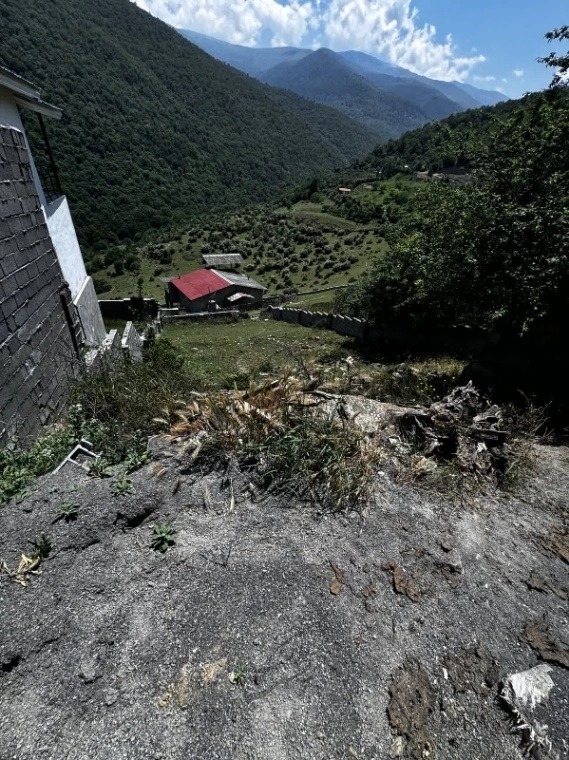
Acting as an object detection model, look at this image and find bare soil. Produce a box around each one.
[1,434,568,760]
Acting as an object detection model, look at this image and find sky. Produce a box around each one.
[131,0,567,97]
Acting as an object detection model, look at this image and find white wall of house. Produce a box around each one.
[0,85,107,346]
[44,195,87,296]
[46,197,106,344]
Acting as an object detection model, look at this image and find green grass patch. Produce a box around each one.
[162,319,357,388]
[90,202,385,301]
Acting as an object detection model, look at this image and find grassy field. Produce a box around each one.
[162,318,358,387]
[160,317,465,406]
[89,191,393,302]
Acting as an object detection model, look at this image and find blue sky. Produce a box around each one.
[132,0,567,97]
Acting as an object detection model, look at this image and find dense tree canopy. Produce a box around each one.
[338,84,569,339]
[0,0,377,255]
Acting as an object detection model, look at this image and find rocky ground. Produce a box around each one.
[1,420,568,759]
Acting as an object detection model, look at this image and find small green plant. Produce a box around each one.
[88,457,111,478]
[28,533,53,560]
[54,502,80,523]
[111,470,133,496]
[150,524,176,553]
[124,449,149,473]
[229,664,247,686]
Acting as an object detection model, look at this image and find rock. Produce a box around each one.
[388,736,405,758]
[79,656,99,684]
[104,689,118,706]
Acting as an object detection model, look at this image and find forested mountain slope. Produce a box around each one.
[262,48,428,138]
[0,0,378,251]
[180,29,505,115]
[357,97,522,173]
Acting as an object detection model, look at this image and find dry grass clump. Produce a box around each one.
[156,373,381,512]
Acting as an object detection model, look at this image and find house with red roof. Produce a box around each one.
[168,269,266,312]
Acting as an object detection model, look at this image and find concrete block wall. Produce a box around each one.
[121,321,143,361]
[0,125,82,445]
[267,306,368,340]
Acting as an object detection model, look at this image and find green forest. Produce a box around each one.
[0,0,377,256]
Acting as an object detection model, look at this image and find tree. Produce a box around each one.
[344,84,569,337]
[539,26,569,87]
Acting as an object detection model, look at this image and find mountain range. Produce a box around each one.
[180,29,506,138]
[0,0,379,252]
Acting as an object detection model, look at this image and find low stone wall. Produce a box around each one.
[161,309,245,324]
[121,322,143,361]
[98,298,159,321]
[84,322,147,373]
[267,306,368,340]
[84,330,123,374]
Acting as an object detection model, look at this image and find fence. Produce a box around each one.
[267,306,368,339]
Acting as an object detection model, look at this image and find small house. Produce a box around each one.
[169,269,265,312]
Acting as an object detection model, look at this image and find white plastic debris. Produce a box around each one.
[500,664,554,755]
[505,664,554,710]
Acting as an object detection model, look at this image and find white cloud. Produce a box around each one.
[473,75,496,83]
[513,69,524,77]
[133,0,313,46]
[131,0,485,81]
[323,0,484,81]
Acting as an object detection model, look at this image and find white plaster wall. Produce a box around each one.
[45,195,87,298]
[74,276,107,345]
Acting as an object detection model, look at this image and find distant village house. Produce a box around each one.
[168,268,265,312]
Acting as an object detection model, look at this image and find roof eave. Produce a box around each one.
[13,94,63,120]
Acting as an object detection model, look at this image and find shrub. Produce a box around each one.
[69,339,195,463]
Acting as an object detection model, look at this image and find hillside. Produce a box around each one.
[356,97,523,174]
[179,29,505,114]
[262,48,428,138]
[0,0,378,253]
[2,332,569,760]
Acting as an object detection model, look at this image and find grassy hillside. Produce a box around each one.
[91,199,392,304]
[0,0,378,255]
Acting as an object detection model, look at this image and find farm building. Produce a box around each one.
[202,253,243,269]
[169,269,265,312]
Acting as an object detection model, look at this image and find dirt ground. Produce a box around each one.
[1,434,568,760]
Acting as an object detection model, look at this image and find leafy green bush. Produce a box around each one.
[69,340,196,462]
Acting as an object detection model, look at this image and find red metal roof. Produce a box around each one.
[170,269,229,301]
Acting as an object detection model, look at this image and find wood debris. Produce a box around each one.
[383,560,420,602]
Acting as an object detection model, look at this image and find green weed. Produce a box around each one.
[111,470,133,497]
[0,428,76,506]
[28,533,53,560]
[88,457,111,478]
[229,664,247,686]
[150,524,176,553]
[54,502,80,523]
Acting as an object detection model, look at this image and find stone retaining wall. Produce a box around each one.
[161,309,245,324]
